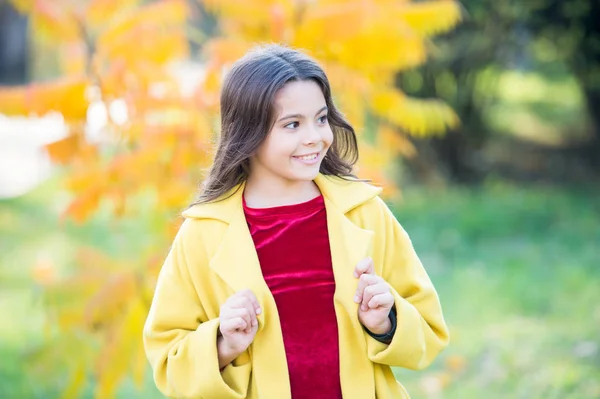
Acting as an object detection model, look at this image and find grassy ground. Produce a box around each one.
[1,179,599,398]
[392,181,600,398]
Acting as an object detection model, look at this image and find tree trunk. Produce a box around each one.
[582,87,600,172]
[0,2,29,85]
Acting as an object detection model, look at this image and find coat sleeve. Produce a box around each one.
[365,197,450,370]
[143,220,251,399]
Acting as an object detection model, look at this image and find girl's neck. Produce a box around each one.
[243,175,321,209]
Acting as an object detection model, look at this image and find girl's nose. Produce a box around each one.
[303,125,321,145]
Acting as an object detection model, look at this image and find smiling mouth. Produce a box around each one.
[293,153,319,161]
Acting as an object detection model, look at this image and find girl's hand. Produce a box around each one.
[353,257,394,335]
[217,289,262,368]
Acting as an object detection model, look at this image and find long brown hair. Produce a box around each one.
[190,44,360,206]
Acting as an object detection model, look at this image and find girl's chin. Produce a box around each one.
[286,166,321,182]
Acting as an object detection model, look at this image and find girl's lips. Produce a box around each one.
[292,152,321,165]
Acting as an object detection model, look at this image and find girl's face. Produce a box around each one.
[249,80,333,187]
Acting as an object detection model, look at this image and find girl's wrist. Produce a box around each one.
[366,317,393,336]
[217,335,243,369]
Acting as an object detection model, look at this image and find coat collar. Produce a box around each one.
[181,173,383,221]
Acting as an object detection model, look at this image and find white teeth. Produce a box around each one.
[297,154,317,161]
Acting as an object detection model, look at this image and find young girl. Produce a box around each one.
[143,44,449,399]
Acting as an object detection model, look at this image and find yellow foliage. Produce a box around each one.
[61,364,86,399]
[395,0,464,37]
[2,0,461,396]
[297,4,428,71]
[96,0,189,66]
[85,0,143,30]
[372,88,459,136]
[0,76,89,120]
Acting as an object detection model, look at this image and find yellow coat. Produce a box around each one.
[143,174,449,399]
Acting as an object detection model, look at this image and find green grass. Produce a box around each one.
[1,178,599,398]
[392,181,600,398]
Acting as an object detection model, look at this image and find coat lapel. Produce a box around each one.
[208,208,271,323]
[324,197,378,399]
[198,185,293,398]
[316,175,384,399]
[188,184,272,313]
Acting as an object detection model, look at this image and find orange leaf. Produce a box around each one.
[0,76,89,120]
[62,188,101,223]
[45,134,80,164]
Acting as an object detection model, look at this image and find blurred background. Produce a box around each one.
[0,0,598,398]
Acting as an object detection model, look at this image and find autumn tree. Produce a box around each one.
[0,0,461,397]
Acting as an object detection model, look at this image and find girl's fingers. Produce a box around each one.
[229,307,253,332]
[243,303,258,331]
[241,299,258,328]
[242,290,262,315]
[235,290,262,315]
[361,283,388,311]
[229,298,257,329]
[353,257,375,278]
[354,273,379,304]
[222,317,248,334]
[367,292,394,309]
[220,289,262,335]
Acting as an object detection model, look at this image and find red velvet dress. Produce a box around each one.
[243,194,342,399]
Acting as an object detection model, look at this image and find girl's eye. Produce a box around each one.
[318,115,328,124]
[284,121,299,129]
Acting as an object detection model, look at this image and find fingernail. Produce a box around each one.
[256,308,262,315]
[361,304,367,311]
[353,271,358,278]
[354,295,360,303]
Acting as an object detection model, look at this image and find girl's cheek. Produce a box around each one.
[324,129,334,145]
